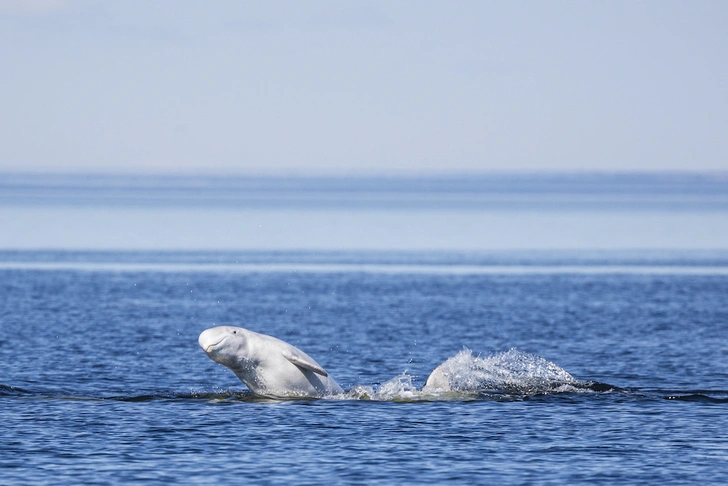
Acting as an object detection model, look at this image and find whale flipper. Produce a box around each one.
[282,349,328,376]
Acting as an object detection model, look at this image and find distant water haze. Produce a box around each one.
[1,173,727,251]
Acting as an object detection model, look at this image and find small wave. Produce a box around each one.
[663,393,728,403]
[0,384,35,396]
[99,391,249,402]
[0,385,265,403]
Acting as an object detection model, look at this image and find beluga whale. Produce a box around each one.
[198,326,344,399]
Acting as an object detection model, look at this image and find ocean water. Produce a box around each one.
[1,174,728,484]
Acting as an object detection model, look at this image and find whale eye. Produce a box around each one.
[232,330,237,334]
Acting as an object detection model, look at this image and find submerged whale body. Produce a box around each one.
[198,326,344,398]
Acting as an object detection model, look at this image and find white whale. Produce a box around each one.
[422,365,451,392]
[198,326,344,398]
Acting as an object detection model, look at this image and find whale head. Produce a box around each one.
[198,326,252,369]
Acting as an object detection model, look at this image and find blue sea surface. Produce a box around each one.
[1,251,727,484]
[1,174,727,484]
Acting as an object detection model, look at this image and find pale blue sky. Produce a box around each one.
[1,1,727,174]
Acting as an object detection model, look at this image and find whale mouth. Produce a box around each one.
[202,336,228,353]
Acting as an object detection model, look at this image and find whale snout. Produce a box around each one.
[198,327,229,353]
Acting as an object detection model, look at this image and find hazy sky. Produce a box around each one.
[1,1,727,174]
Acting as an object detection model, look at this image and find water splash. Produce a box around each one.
[336,348,591,401]
[422,348,581,395]
[338,375,419,401]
